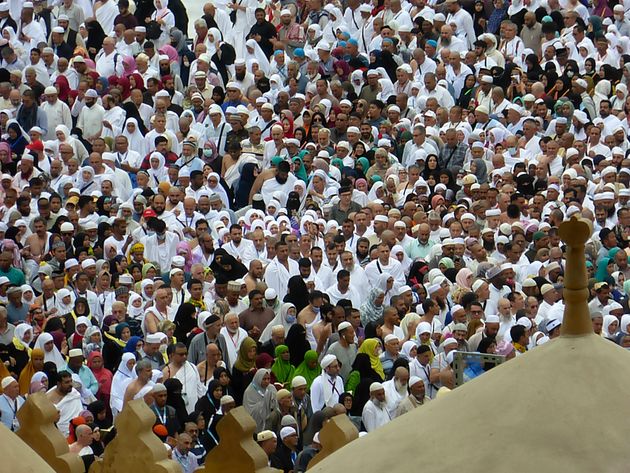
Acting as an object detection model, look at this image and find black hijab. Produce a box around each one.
[283,276,309,313]
[164,378,188,425]
[174,302,197,344]
[285,324,310,367]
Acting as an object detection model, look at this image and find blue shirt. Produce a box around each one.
[0,394,25,431]
[64,363,99,396]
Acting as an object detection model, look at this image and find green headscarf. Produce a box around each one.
[356,157,370,173]
[271,345,295,386]
[595,257,612,282]
[292,350,321,389]
[141,263,156,279]
[233,337,258,373]
[439,257,455,269]
[331,157,344,170]
[271,156,284,167]
[292,155,308,182]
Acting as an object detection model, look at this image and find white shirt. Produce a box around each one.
[264,257,299,300]
[95,49,124,78]
[310,372,344,412]
[362,398,391,432]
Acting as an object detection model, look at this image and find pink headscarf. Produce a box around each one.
[2,239,21,268]
[123,55,137,76]
[176,241,192,273]
[159,45,179,64]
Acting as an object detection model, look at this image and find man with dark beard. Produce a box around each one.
[247,8,277,58]
[260,160,297,205]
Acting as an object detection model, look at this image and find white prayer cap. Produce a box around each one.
[291,376,307,388]
[575,78,588,89]
[384,334,399,344]
[359,3,372,12]
[565,147,579,159]
[338,321,353,332]
[612,147,624,156]
[23,2,34,9]
[280,9,292,15]
[225,81,240,90]
[602,166,617,177]
[441,337,457,348]
[546,318,561,332]
[427,283,440,295]
[85,89,98,98]
[57,14,70,21]
[280,426,297,440]
[135,26,146,32]
[1,376,17,390]
[320,354,337,369]
[461,212,475,221]
[68,348,83,358]
[42,47,54,54]
[409,376,423,388]
[541,283,555,296]
[522,278,537,288]
[472,279,486,293]
[369,382,384,393]
[517,317,532,330]
[0,3,8,11]
[347,126,360,134]
[146,333,164,344]
[486,208,501,217]
[485,314,500,324]
[155,89,169,98]
[158,54,169,61]
[316,41,331,51]
[257,431,277,442]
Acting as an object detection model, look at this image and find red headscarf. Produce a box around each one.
[54,75,71,102]
[129,73,145,91]
[87,351,113,397]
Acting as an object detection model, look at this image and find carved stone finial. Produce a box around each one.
[16,392,85,473]
[89,399,180,473]
[558,216,593,336]
[307,414,359,470]
[203,406,280,473]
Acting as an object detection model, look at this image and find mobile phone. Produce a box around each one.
[512,75,520,83]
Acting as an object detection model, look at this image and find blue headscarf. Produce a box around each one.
[124,336,142,353]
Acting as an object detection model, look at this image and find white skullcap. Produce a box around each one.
[320,354,337,369]
[370,382,384,393]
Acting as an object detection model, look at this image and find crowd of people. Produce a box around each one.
[0,0,629,471]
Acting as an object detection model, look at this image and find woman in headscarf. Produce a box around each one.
[164,377,188,426]
[110,352,137,416]
[593,79,612,111]
[346,352,383,417]
[122,118,148,156]
[244,39,271,75]
[5,121,29,159]
[283,276,310,314]
[85,19,106,58]
[271,345,295,388]
[194,378,222,425]
[285,324,311,367]
[87,351,112,405]
[357,338,385,380]
[18,348,44,395]
[170,28,196,85]
[149,0,176,49]
[234,162,259,209]
[87,400,111,430]
[206,172,231,209]
[456,74,477,109]
[28,371,49,394]
[147,152,168,189]
[377,77,395,102]
[34,332,66,370]
[595,257,614,283]
[82,325,103,358]
[259,303,297,345]
[209,249,248,281]
[173,302,197,345]
[602,315,619,341]
[207,27,235,87]
[230,336,258,405]
[242,368,277,432]
[291,349,320,390]
[360,287,385,326]
[102,322,130,372]
[8,323,33,375]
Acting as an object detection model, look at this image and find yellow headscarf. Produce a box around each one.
[358,338,385,380]
[18,348,44,395]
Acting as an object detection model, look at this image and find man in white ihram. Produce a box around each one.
[362,382,391,432]
[310,354,344,412]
